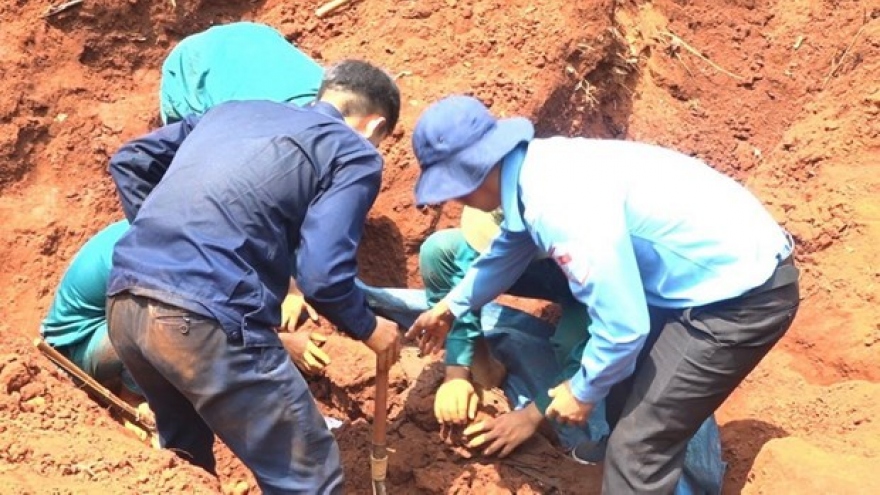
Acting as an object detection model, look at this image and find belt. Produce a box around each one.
[743,254,798,297]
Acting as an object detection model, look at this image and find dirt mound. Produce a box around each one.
[1,0,879,493]
[0,346,218,494]
[319,340,600,493]
[746,437,880,494]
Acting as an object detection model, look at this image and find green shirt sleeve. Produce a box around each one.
[41,221,130,348]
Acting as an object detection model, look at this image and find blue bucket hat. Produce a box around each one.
[412,95,534,206]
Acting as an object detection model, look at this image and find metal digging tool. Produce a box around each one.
[371,356,390,495]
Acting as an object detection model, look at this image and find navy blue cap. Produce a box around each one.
[412,95,534,206]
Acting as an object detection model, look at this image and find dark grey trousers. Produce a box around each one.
[107,293,343,495]
[602,266,800,494]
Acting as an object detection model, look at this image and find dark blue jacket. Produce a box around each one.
[108,100,380,346]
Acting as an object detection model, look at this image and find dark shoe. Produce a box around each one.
[570,435,608,465]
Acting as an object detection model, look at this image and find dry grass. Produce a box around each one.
[569,26,643,109]
[822,10,872,89]
[655,28,745,81]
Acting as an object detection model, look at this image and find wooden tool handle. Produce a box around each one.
[371,356,389,494]
[34,338,156,433]
[372,361,389,445]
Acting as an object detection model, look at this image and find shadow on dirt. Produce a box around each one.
[721,419,788,494]
[358,214,409,288]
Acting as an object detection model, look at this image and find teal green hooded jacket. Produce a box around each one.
[41,220,129,348]
[159,22,324,124]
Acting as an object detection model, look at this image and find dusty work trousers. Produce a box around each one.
[107,292,342,495]
[602,266,800,494]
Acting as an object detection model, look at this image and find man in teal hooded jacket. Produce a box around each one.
[159,22,325,124]
[40,221,332,402]
[40,221,138,399]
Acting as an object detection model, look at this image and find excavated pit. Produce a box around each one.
[1,0,879,493]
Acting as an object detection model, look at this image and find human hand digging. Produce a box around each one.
[546,381,593,427]
[405,299,454,355]
[462,404,542,458]
[280,331,331,375]
[434,366,479,425]
[278,279,318,332]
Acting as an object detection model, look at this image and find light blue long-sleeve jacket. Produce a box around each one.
[447,138,792,404]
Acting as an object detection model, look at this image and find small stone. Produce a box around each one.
[19,381,45,402]
[0,361,31,393]
[222,481,251,495]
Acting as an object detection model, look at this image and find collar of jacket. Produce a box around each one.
[308,100,345,121]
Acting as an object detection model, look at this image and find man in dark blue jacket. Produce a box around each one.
[106,60,401,494]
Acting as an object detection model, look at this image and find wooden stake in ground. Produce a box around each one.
[658,29,745,82]
[371,355,389,495]
[34,338,156,434]
[822,11,870,89]
[316,0,357,19]
[43,0,84,18]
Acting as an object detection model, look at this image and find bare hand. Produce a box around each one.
[546,381,593,427]
[365,316,402,371]
[463,405,542,457]
[405,301,454,356]
[280,332,331,375]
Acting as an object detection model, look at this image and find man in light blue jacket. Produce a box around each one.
[407,95,799,494]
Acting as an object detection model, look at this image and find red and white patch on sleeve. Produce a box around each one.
[548,244,590,285]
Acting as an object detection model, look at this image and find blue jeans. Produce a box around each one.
[107,292,342,495]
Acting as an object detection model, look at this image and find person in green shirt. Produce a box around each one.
[40,221,140,400]
[159,21,325,124]
[418,206,594,456]
[40,221,331,403]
